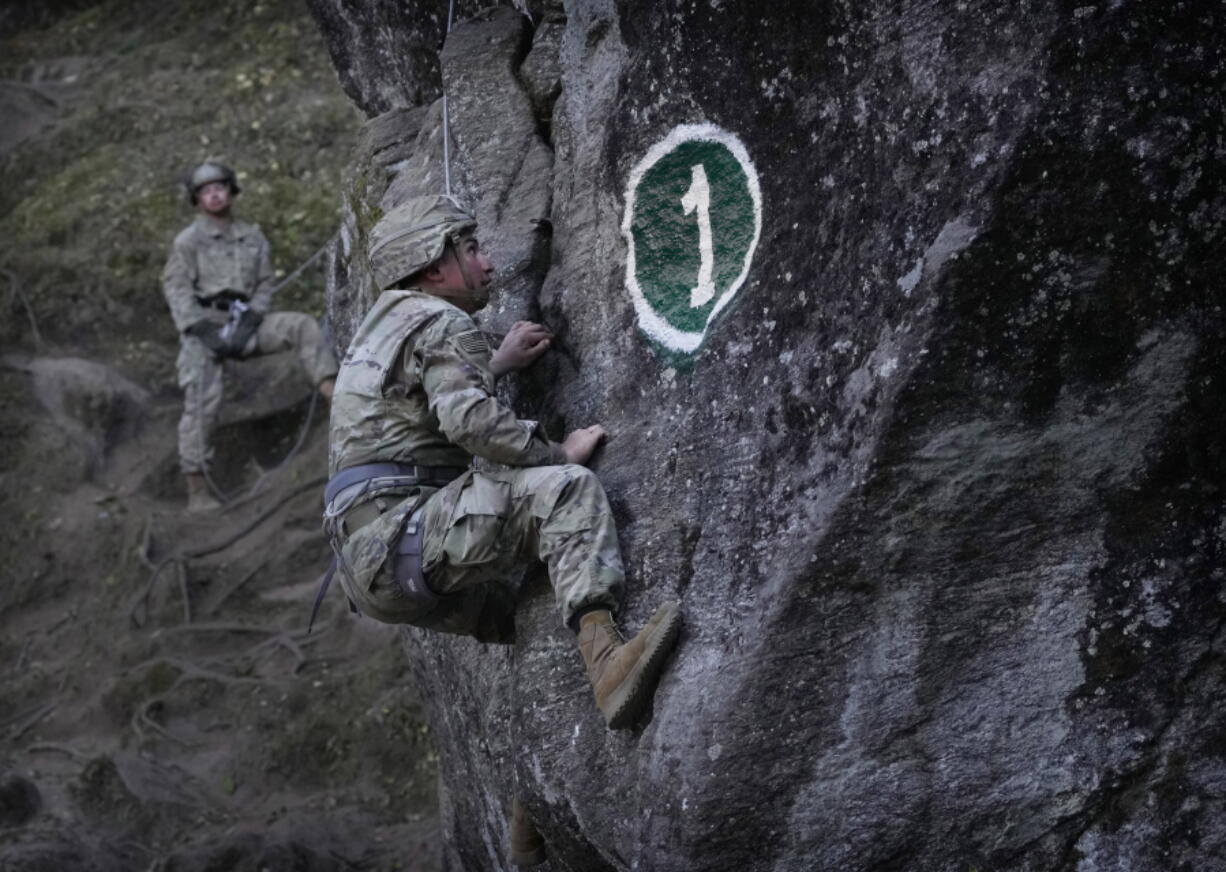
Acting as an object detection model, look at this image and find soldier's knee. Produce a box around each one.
[551,464,610,506]
[556,464,597,487]
[292,311,320,331]
[267,310,318,338]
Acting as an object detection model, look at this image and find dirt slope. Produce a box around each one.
[1,2,441,869]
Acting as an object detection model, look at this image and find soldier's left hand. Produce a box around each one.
[491,320,553,375]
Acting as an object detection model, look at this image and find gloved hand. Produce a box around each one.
[186,307,263,358]
[184,319,230,356]
[220,305,263,357]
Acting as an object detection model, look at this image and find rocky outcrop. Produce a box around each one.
[308,1,1226,869]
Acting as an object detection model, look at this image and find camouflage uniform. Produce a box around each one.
[326,289,624,638]
[162,214,338,473]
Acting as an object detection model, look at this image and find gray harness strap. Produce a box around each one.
[313,461,467,630]
[324,462,468,505]
[392,516,441,607]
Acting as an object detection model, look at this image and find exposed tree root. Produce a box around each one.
[203,558,269,616]
[1,267,44,349]
[133,699,196,749]
[189,475,325,558]
[3,702,57,741]
[26,742,89,761]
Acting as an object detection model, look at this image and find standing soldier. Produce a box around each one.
[162,162,339,513]
[323,194,682,734]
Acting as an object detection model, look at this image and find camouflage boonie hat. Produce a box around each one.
[368,194,477,291]
[187,162,240,203]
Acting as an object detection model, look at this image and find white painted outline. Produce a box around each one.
[621,123,763,353]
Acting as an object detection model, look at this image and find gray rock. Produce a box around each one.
[305,0,521,116]
[520,20,565,128]
[323,5,554,349]
[312,1,1226,869]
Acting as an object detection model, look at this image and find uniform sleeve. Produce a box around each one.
[161,237,209,333]
[248,229,276,313]
[417,312,566,466]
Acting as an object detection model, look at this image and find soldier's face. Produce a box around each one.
[197,181,232,215]
[432,235,494,310]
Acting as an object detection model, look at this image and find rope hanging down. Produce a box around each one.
[271,241,329,296]
[442,0,457,196]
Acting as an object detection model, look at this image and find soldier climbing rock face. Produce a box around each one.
[323,194,682,739]
[161,161,340,514]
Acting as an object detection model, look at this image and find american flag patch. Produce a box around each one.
[455,330,489,357]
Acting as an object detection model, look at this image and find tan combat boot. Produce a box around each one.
[184,473,222,514]
[508,798,546,867]
[577,602,681,729]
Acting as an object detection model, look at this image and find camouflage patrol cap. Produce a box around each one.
[187,162,240,204]
[368,194,478,291]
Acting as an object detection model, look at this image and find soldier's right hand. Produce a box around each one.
[490,320,553,376]
[561,425,608,466]
[184,319,230,357]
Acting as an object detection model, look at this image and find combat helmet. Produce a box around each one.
[186,161,240,205]
[368,194,478,291]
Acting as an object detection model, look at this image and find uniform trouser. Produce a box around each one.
[176,311,339,473]
[411,464,625,635]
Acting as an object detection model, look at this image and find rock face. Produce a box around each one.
[308,1,1226,869]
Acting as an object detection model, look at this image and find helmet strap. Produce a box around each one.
[450,239,479,295]
[428,237,487,310]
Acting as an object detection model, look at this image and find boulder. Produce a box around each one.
[309,1,1226,869]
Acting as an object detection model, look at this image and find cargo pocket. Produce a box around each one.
[533,466,599,534]
[441,474,510,567]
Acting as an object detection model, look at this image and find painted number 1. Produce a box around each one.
[680,163,715,307]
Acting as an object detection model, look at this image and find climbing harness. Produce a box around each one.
[309,461,468,631]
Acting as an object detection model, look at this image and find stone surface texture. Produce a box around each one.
[307,1,1226,869]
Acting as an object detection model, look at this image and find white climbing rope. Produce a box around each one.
[442,0,457,196]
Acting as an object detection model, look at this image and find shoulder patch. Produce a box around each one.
[454,329,490,357]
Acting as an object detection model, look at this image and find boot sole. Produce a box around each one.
[602,603,682,729]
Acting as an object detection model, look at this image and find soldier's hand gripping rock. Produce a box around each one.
[490,320,553,376]
[561,425,608,465]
